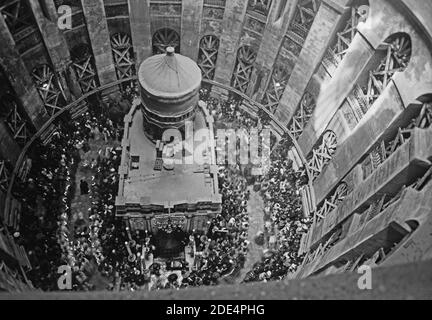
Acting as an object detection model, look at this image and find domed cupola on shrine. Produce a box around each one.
[138,47,202,140]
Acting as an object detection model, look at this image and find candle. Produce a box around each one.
[125,242,132,256]
[126,227,133,241]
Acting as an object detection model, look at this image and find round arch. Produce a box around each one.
[152,28,180,55]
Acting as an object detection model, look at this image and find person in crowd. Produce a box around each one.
[80,180,89,195]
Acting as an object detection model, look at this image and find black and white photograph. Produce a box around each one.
[0,0,431,307]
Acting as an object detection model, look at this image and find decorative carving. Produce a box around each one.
[150,3,181,16]
[154,216,186,234]
[152,28,180,55]
[129,218,147,231]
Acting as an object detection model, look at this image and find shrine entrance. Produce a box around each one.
[154,230,187,258]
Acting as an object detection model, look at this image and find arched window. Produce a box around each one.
[262,62,290,113]
[306,130,338,180]
[71,44,98,93]
[347,33,412,121]
[0,0,34,34]
[111,33,135,81]
[289,92,316,139]
[198,35,220,80]
[152,28,180,55]
[0,94,31,146]
[31,64,65,117]
[231,46,257,94]
[322,1,369,74]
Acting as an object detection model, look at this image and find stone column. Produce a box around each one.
[81,0,117,90]
[249,0,298,101]
[0,15,48,130]
[313,81,405,205]
[213,0,248,96]
[275,0,350,124]
[0,122,21,164]
[29,0,82,101]
[297,31,375,156]
[181,0,203,61]
[128,0,152,67]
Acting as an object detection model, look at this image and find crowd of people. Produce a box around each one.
[180,166,250,288]
[244,134,311,283]
[86,146,149,291]
[199,87,277,151]
[14,121,78,290]
[200,87,259,130]
[9,84,311,291]
[200,89,310,283]
[13,98,127,291]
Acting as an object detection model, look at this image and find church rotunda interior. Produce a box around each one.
[0,0,431,299]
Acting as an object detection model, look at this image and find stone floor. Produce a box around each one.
[236,186,265,283]
[70,138,119,232]
[69,136,120,290]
